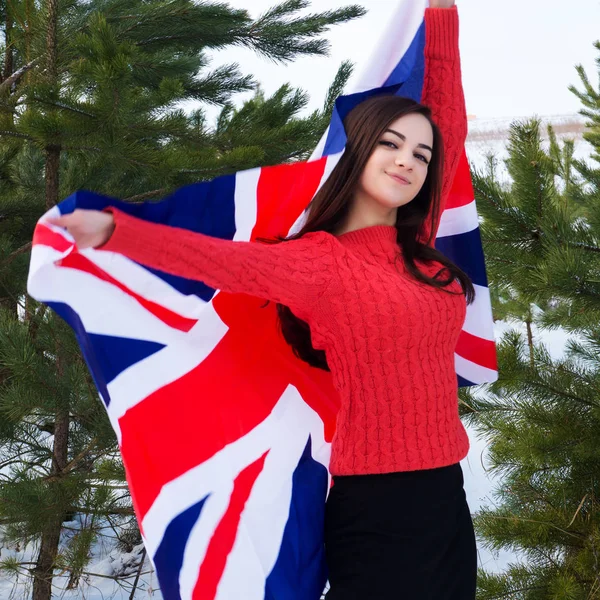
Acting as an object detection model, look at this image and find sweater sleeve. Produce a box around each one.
[98,207,335,321]
[419,6,468,246]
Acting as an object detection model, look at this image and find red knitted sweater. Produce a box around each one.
[100,7,470,476]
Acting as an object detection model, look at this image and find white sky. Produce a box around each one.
[207,0,600,121]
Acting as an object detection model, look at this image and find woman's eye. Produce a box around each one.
[415,154,429,164]
[379,140,397,149]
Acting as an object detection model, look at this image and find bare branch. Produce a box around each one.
[1,242,32,267]
[124,188,167,203]
[0,130,34,140]
[0,58,40,93]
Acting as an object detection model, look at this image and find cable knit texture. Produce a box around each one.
[99,6,470,476]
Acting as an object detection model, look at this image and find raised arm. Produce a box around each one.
[419,3,468,245]
[96,207,336,321]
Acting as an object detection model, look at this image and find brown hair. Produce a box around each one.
[268,94,475,371]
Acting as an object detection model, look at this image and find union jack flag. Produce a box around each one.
[27,1,498,598]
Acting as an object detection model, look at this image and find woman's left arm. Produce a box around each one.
[420,0,468,245]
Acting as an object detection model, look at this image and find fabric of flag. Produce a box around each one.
[27,1,498,598]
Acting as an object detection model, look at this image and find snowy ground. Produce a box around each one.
[0,114,594,599]
[0,538,159,599]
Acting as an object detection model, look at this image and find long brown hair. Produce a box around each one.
[269,94,475,371]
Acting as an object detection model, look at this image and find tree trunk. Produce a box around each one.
[44,145,61,210]
[31,516,63,600]
[32,3,64,596]
[45,0,58,80]
[33,139,63,596]
[44,0,60,211]
[31,407,69,600]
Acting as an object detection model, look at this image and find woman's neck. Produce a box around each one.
[334,214,397,237]
[334,198,397,236]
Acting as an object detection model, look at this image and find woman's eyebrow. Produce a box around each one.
[384,128,433,153]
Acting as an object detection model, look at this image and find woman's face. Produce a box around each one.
[355,112,434,212]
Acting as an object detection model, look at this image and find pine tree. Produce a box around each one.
[0,1,363,598]
[458,45,600,599]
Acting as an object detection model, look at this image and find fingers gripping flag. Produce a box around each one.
[27,1,497,599]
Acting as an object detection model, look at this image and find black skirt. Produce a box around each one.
[324,462,477,600]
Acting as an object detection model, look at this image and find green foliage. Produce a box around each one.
[460,41,600,600]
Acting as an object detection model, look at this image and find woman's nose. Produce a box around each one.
[394,150,414,169]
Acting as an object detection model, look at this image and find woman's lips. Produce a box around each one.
[386,172,411,185]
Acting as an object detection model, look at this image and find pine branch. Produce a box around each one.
[183,64,255,105]
[242,1,366,63]
[569,65,599,112]
[322,59,353,116]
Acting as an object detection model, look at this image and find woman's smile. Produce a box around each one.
[386,172,411,185]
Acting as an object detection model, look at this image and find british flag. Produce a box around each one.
[27,1,498,598]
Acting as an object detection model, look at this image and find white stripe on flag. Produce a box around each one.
[455,352,498,385]
[348,0,428,95]
[28,250,189,344]
[79,249,209,318]
[309,125,330,161]
[437,201,480,238]
[28,237,72,283]
[463,284,496,342]
[233,167,261,242]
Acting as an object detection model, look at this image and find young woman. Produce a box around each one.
[50,1,477,597]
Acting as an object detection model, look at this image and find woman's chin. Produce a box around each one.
[375,196,414,210]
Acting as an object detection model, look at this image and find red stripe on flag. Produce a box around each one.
[252,157,328,240]
[120,293,339,521]
[58,252,197,332]
[455,329,498,372]
[445,151,475,210]
[192,452,269,600]
[32,223,72,253]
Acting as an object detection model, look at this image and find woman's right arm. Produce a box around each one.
[52,207,336,319]
[418,3,468,246]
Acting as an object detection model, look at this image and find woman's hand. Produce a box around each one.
[47,209,116,250]
[429,0,455,7]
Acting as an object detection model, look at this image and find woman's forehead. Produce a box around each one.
[385,113,434,145]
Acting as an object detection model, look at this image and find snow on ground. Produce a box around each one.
[0,538,160,599]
